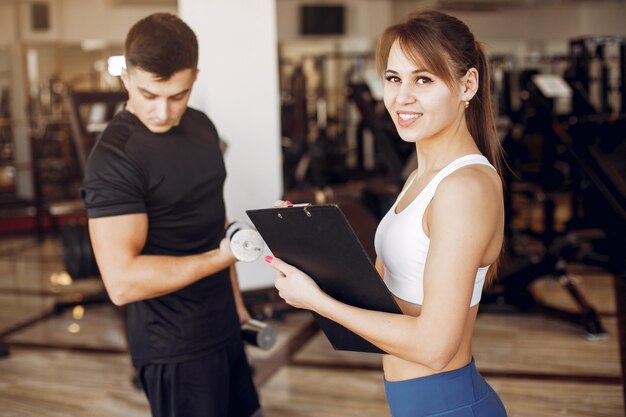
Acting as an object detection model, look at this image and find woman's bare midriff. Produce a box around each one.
[382,296,478,382]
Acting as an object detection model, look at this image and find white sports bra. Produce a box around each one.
[374,154,496,307]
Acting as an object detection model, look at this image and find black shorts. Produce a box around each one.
[138,341,262,417]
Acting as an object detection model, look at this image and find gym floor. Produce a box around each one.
[0,197,624,417]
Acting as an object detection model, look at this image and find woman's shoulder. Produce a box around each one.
[440,162,501,197]
[426,164,503,244]
[432,164,502,219]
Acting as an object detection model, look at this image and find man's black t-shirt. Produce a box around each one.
[81,108,240,367]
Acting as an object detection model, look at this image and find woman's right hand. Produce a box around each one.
[265,256,326,311]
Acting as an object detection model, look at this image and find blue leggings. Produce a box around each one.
[384,359,507,417]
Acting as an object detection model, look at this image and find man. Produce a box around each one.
[80,13,262,417]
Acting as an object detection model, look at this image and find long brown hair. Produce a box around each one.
[376,10,502,175]
[376,10,505,284]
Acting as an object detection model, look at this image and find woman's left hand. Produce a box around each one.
[265,256,325,311]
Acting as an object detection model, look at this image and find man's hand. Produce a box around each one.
[219,236,237,264]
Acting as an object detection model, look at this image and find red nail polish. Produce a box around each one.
[265,256,273,263]
[285,200,293,206]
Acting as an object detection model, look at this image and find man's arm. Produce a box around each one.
[89,213,236,306]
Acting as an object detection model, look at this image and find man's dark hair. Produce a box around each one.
[124,13,198,80]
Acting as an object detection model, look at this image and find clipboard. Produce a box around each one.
[246,204,402,354]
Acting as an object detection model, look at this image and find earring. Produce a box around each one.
[464,100,470,109]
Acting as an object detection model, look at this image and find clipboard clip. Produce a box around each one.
[289,202,312,217]
[276,202,312,219]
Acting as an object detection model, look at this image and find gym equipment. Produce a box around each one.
[490,54,518,120]
[566,36,626,116]
[225,221,264,262]
[483,40,626,339]
[486,109,608,339]
[280,56,340,190]
[277,52,412,229]
[66,90,128,176]
[280,52,401,191]
[347,81,405,184]
[559,115,626,275]
[484,233,608,340]
[61,222,100,280]
[241,319,277,350]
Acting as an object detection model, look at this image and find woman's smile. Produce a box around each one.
[397,111,423,127]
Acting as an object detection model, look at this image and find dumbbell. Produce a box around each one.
[241,319,277,350]
[61,222,100,280]
[225,221,264,262]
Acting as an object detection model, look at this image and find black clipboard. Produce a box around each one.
[246,204,402,354]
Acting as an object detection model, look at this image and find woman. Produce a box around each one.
[266,10,508,417]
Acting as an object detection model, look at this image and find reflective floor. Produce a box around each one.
[0,235,624,417]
